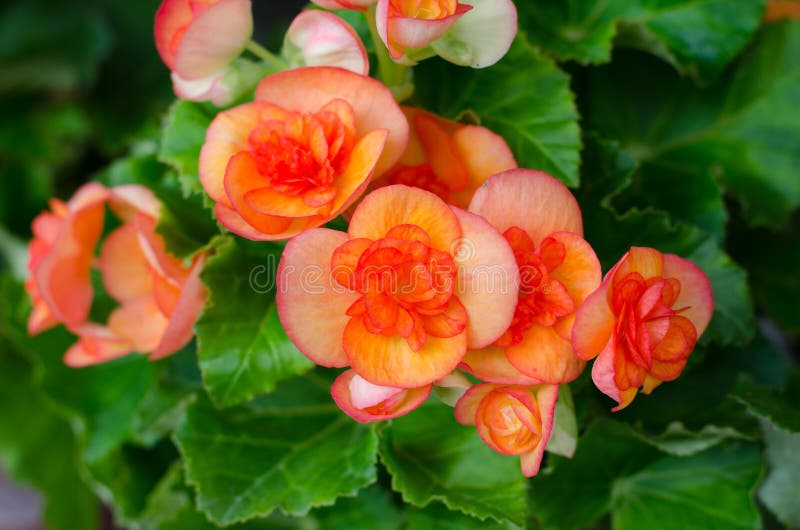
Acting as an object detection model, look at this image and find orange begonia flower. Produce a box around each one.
[455,383,558,477]
[764,0,800,21]
[572,247,714,411]
[154,0,252,81]
[331,369,431,422]
[460,169,602,385]
[375,0,472,61]
[27,183,207,367]
[373,107,517,208]
[199,67,409,241]
[277,185,519,389]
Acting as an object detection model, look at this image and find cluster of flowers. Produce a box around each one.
[26,0,714,477]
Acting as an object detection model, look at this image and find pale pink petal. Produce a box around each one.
[520,384,557,477]
[285,11,369,75]
[348,373,404,409]
[432,0,517,68]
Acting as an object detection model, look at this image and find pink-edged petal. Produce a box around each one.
[63,323,133,368]
[173,0,253,80]
[506,325,584,384]
[548,231,602,306]
[662,254,714,336]
[383,4,471,56]
[450,124,517,206]
[453,383,499,426]
[614,247,664,282]
[108,296,171,353]
[460,346,543,385]
[469,169,583,245]
[214,203,312,242]
[133,212,188,284]
[331,369,431,423]
[276,228,358,367]
[520,384,557,477]
[109,184,161,221]
[152,255,207,360]
[154,0,193,69]
[255,67,408,177]
[98,223,152,303]
[311,0,376,9]
[348,373,403,408]
[285,10,369,75]
[349,185,461,252]
[590,334,622,406]
[431,0,517,68]
[27,301,58,336]
[171,69,232,105]
[571,282,614,361]
[450,208,518,348]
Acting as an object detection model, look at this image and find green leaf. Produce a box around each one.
[406,501,523,530]
[529,421,661,530]
[158,99,215,198]
[547,384,578,458]
[174,372,379,526]
[379,403,528,525]
[577,136,755,346]
[520,0,764,82]
[412,35,581,187]
[758,420,800,528]
[312,485,403,530]
[634,422,747,457]
[611,444,762,530]
[729,378,800,433]
[196,236,313,407]
[585,22,800,229]
[0,347,99,530]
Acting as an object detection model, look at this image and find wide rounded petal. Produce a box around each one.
[662,254,714,335]
[469,169,583,245]
[431,0,517,68]
[109,184,161,221]
[331,369,430,423]
[450,124,517,206]
[520,384,557,477]
[349,185,461,252]
[154,0,194,69]
[344,315,467,387]
[108,297,171,353]
[548,232,602,305]
[506,325,584,384]
[173,0,253,80]
[98,223,152,303]
[571,283,614,361]
[285,10,369,75]
[276,228,358,367]
[614,247,664,281]
[453,383,498,425]
[450,208,518,348]
[460,346,542,385]
[64,324,133,368]
[152,256,207,359]
[255,67,408,177]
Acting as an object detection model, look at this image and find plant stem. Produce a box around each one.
[246,40,288,71]
[366,6,408,89]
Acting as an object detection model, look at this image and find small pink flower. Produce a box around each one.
[284,10,369,75]
[154,0,253,81]
[331,369,431,422]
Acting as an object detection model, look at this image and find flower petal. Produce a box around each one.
[662,253,714,336]
[331,369,431,423]
[453,382,499,426]
[276,228,359,367]
[520,384,557,477]
[460,346,542,385]
[450,208,518,348]
[98,223,152,303]
[506,325,584,384]
[571,283,614,361]
[63,324,133,367]
[431,0,517,68]
[152,255,207,359]
[285,10,369,76]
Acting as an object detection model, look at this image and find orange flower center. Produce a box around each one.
[609,271,698,390]
[389,0,457,19]
[388,163,452,203]
[332,224,466,352]
[477,389,541,455]
[495,227,574,347]
[247,105,355,208]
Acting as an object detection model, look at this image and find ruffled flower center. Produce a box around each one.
[247,103,356,208]
[389,0,457,19]
[332,223,466,352]
[495,226,574,347]
[477,389,541,455]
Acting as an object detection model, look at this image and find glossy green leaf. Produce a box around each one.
[758,420,800,528]
[174,372,379,525]
[529,421,661,530]
[158,99,215,198]
[634,422,747,457]
[585,22,800,229]
[379,403,528,525]
[611,444,762,530]
[729,378,800,433]
[406,501,523,530]
[521,0,764,82]
[196,237,313,407]
[312,485,403,530]
[412,35,581,186]
[0,347,99,530]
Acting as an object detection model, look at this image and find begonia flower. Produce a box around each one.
[572,247,714,411]
[276,185,519,389]
[455,383,557,477]
[460,169,602,385]
[26,183,207,367]
[155,0,253,82]
[284,10,369,75]
[199,67,409,241]
[331,369,431,422]
[372,107,516,208]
